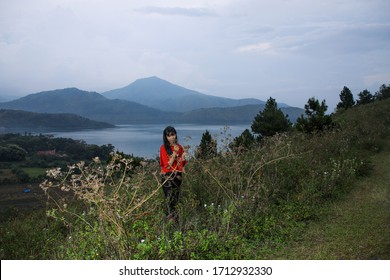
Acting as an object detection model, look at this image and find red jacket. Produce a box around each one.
[160,144,187,173]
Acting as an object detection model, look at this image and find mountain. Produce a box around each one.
[102,76,268,112]
[0,109,114,132]
[179,104,303,124]
[0,88,176,124]
[0,80,304,126]
[0,95,18,103]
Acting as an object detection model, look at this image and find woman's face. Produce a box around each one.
[166,132,176,145]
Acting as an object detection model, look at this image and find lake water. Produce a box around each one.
[50,124,251,158]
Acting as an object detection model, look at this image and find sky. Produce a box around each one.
[1,0,389,111]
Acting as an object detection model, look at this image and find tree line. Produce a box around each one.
[196,83,390,156]
[0,133,115,163]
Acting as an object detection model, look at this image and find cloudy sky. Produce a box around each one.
[1,0,389,111]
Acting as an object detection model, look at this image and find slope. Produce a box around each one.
[258,99,390,259]
[265,147,390,259]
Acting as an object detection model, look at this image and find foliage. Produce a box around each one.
[0,209,67,259]
[296,97,334,133]
[357,89,374,106]
[0,133,115,162]
[0,144,27,161]
[336,86,355,110]
[0,133,115,183]
[251,97,292,140]
[334,84,390,111]
[195,130,217,159]
[375,84,390,100]
[230,129,255,150]
[39,153,161,259]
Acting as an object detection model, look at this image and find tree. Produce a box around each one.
[356,89,374,105]
[0,144,27,161]
[296,97,334,133]
[230,129,255,150]
[251,97,292,140]
[196,130,217,159]
[337,86,355,110]
[375,84,390,100]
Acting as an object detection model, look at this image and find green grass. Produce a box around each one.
[22,167,47,178]
[264,146,390,259]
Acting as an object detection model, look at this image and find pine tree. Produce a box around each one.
[375,84,390,100]
[251,97,291,140]
[337,86,355,110]
[357,89,374,105]
[296,97,334,133]
[230,129,255,150]
[196,130,217,159]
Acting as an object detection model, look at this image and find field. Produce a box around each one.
[0,183,44,212]
[0,167,46,212]
[22,167,47,178]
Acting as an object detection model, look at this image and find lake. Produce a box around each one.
[50,124,251,158]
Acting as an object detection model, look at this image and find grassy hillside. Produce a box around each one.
[0,99,389,259]
[258,141,390,259]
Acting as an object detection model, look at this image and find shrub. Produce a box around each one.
[40,153,163,259]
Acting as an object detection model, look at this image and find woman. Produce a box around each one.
[160,126,187,222]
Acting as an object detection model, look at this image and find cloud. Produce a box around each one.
[235,42,273,54]
[136,6,216,17]
[233,21,390,60]
[363,74,390,87]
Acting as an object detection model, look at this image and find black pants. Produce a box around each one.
[161,172,182,218]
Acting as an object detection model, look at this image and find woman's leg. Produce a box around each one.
[162,174,182,220]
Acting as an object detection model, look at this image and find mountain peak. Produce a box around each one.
[130,76,185,91]
[103,77,266,112]
[135,76,163,82]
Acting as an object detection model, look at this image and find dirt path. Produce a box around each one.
[271,149,390,259]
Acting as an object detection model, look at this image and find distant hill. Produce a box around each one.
[179,104,303,124]
[102,76,269,112]
[0,94,18,103]
[0,88,176,124]
[0,81,303,125]
[0,109,115,132]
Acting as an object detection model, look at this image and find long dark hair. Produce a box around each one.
[163,126,177,155]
